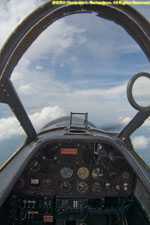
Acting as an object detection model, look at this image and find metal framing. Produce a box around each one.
[0,0,150,140]
[127,72,150,111]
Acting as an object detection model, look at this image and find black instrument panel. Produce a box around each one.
[14,140,134,197]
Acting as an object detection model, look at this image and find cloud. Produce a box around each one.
[73,83,127,99]
[119,116,150,129]
[143,118,150,127]
[132,136,150,150]
[19,84,33,94]
[0,0,43,48]
[0,116,24,141]
[24,19,86,64]
[119,117,132,125]
[0,106,65,141]
[131,135,150,165]
[30,106,65,130]
[131,76,150,107]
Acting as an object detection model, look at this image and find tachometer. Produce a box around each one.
[77,167,89,179]
[76,181,88,193]
[60,167,73,179]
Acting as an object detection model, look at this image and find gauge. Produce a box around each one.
[108,171,118,181]
[76,181,88,193]
[60,181,72,193]
[92,168,103,179]
[77,167,89,179]
[29,161,41,173]
[60,167,73,179]
[92,182,102,193]
[122,172,130,180]
[44,146,57,160]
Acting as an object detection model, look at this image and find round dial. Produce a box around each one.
[108,171,118,181]
[60,181,72,193]
[29,161,41,173]
[92,168,103,179]
[92,182,102,193]
[76,181,88,193]
[77,167,89,179]
[60,167,73,179]
[44,146,57,160]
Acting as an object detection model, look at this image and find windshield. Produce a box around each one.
[0,0,150,167]
[11,13,149,128]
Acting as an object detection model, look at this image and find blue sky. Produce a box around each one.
[0,0,150,166]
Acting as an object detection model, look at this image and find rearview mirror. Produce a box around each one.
[127,72,150,111]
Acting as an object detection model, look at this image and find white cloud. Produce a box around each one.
[143,118,150,127]
[73,82,126,100]
[0,116,24,141]
[132,136,150,149]
[131,76,150,107]
[24,19,86,64]
[119,117,132,125]
[19,84,33,94]
[36,65,43,71]
[0,106,65,141]
[0,0,43,48]
[30,106,65,130]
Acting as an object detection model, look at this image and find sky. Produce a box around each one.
[0,0,150,166]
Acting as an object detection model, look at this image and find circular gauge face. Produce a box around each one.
[60,181,72,193]
[108,171,118,181]
[92,182,102,193]
[122,172,130,180]
[44,146,57,160]
[29,161,41,173]
[92,168,103,179]
[77,167,89,179]
[60,167,73,179]
[76,181,88,193]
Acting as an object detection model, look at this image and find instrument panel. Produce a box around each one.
[14,140,134,197]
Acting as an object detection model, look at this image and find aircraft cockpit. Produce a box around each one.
[0,1,150,225]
